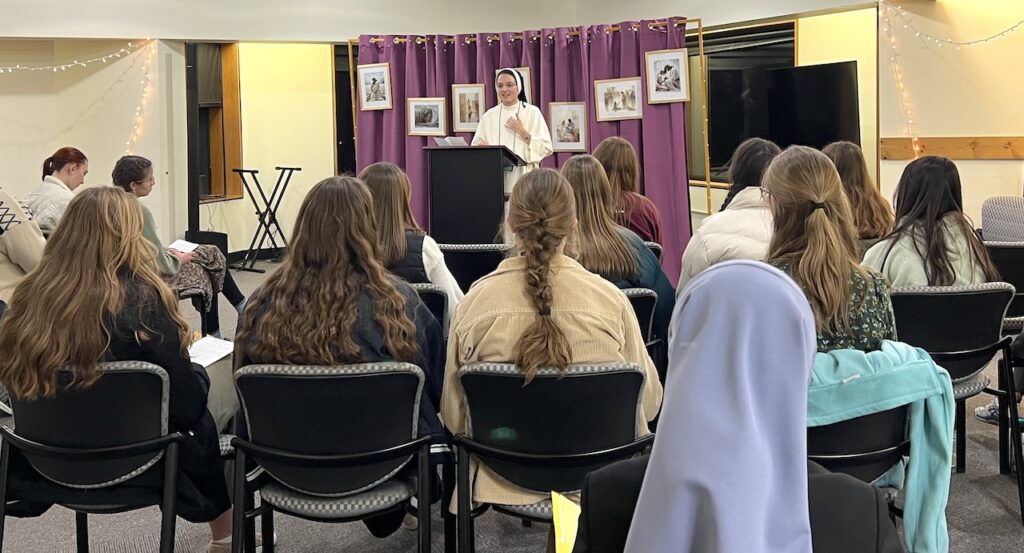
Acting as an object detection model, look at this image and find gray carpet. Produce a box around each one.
[2,261,1021,552]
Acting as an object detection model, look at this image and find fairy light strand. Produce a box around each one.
[881,5,921,157]
[884,1,1024,48]
[0,41,148,73]
[125,41,158,154]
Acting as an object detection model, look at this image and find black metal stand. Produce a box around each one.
[230,166,301,273]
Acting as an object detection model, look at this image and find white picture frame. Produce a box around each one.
[357,62,393,111]
[494,66,532,104]
[645,48,690,104]
[452,83,486,132]
[549,102,588,152]
[594,77,643,122]
[408,97,447,136]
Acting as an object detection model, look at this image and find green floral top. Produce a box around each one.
[772,261,898,352]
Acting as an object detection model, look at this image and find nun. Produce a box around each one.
[573,260,902,553]
[472,68,553,195]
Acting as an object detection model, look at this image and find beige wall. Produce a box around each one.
[199,43,336,252]
[879,0,1024,222]
[575,0,868,28]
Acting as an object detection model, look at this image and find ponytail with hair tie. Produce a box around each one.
[41,157,55,178]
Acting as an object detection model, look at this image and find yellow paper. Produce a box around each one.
[552,491,582,553]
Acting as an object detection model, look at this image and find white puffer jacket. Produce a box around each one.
[676,187,773,296]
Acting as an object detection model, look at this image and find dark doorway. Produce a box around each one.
[334,44,359,175]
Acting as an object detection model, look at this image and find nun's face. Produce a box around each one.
[496,74,519,106]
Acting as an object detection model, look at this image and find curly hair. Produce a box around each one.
[111,155,153,192]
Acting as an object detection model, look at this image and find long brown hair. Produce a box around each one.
[764,146,865,335]
[560,155,637,280]
[359,162,423,267]
[507,169,575,382]
[822,141,894,240]
[593,137,640,226]
[0,187,190,399]
[883,156,999,285]
[236,176,419,365]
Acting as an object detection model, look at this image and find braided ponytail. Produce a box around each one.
[507,169,575,382]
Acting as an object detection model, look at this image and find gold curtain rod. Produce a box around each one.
[367,19,692,45]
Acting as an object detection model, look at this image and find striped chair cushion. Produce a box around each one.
[1004,317,1023,333]
[259,478,414,519]
[952,372,990,400]
[493,499,554,520]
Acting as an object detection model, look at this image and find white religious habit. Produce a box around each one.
[471,101,553,194]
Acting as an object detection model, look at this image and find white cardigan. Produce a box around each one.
[676,187,773,296]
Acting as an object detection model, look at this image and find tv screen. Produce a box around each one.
[766,61,860,149]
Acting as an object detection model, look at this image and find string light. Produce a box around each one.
[125,41,158,154]
[883,1,1024,48]
[881,5,921,157]
[0,41,147,73]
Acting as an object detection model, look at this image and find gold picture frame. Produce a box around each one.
[549,102,588,152]
[407,97,447,136]
[452,83,486,133]
[357,62,392,111]
[594,77,643,122]
[645,48,690,104]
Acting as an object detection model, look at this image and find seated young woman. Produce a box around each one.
[863,155,999,287]
[560,155,674,341]
[0,187,45,303]
[823,141,894,256]
[23,146,88,235]
[573,261,902,553]
[677,137,780,294]
[359,162,464,331]
[763,146,896,352]
[0,187,236,551]
[112,155,247,338]
[234,176,444,537]
[440,168,662,509]
[593,137,663,244]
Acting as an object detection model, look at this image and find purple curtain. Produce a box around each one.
[357,18,692,283]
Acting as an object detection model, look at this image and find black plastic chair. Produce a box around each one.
[231,363,432,553]
[643,241,663,262]
[808,406,911,485]
[437,243,512,292]
[890,283,1024,523]
[985,242,1024,333]
[0,362,184,553]
[454,362,654,553]
[410,282,447,328]
[623,288,666,385]
[178,289,212,336]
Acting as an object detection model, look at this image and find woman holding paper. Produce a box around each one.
[112,155,247,338]
[472,68,553,194]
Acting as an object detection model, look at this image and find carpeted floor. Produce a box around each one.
[2,261,1021,552]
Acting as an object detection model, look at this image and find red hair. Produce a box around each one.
[42,147,87,179]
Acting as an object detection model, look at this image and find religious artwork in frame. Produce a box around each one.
[645,48,690,103]
[408,97,447,136]
[452,83,486,132]
[357,62,392,111]
[549,102,588,152]
[494,66,532,104]
[594,77,643,122]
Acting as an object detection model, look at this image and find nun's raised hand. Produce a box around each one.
[505,115,527,137]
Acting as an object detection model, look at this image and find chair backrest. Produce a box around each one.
[981,196,1024,242]
[890,283,1014,380]
[985,242,1024,319]
[807,406,910,484]
[235,362,424,497]
[10,361,169,489]
[409,282,447,326]
[622,288,657,342]
[437,243,512,291]
[643,241,663,262]
[458,362,645,492]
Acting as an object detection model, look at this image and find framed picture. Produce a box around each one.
[549,102,587,152]
[452,83,486,132]
[494,66,532,104]
[357,62,392,111]
[645,48,690,103]
[408,97,447,136]
[594,77,643,121]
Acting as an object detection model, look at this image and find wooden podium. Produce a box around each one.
[426,145,525,244]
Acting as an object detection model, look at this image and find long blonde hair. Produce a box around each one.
[560,155,637,280]
[593,137,640,226]
[507,169,576,382]
[822,141,894,240]
[359,162,423,267]
[0,187,191,399]
[764,146,866,335]
[236,176,419,365]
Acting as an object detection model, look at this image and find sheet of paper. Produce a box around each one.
[188,336,234,368]
[167,239,199,252]
[552,491,582,553]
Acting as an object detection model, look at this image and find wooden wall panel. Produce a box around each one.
[881,136,1024,161]
[221,43,243,198]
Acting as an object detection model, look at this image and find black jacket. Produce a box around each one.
[573,457,903,553]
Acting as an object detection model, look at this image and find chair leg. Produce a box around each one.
[260,507,274,553]
[244,492,256,553]
[999,361,1011,474]
[1002,353,1024,525]
[417,446,430,553]
[442,458,456,553]
[75,511,89,553]
[457,445,474,553]
[231,449,247,553]
[0,440,10,548]
[956,400,966,473]
[160,442,180,553]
